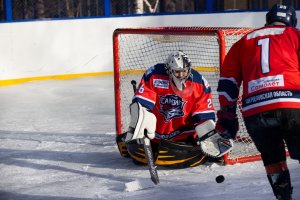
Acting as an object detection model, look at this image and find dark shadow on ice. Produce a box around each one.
[0,129,160,184]
[0,130,114,145]
[1,153,133,181]
[0,191,96,200]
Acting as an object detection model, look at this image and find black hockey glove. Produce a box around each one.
[216,108,239,139]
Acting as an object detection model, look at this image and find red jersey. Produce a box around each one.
[218,26,300,117]
[133,64,215,142]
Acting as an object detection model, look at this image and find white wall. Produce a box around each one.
[0,11,298,80]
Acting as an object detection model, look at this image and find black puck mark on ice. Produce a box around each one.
[215,175,225,183]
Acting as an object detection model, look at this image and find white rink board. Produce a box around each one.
[0,11,277,80]
[0,11,299,80]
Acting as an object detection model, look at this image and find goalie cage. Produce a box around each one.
[113,26,263,165]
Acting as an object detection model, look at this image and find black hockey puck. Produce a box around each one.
[215,175,225,183]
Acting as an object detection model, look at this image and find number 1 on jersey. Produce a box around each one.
[258,38,270,74]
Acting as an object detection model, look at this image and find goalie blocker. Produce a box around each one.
[116,101,156,157]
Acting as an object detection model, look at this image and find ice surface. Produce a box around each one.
[0,76,299,200]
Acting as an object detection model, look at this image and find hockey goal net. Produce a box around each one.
[113,27,260,165]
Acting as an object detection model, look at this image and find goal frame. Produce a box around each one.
[113,27,262,165]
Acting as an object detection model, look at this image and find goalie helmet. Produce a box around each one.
[266,4,297,27]
[166,50,192,91]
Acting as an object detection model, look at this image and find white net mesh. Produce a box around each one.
[114,27,260,164]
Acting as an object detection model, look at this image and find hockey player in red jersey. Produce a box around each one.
[216,4,300,200]
[116,50,233,168]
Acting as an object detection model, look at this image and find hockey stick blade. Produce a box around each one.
[143,137,159,185]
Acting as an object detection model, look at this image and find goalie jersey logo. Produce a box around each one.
[159,94,186,122]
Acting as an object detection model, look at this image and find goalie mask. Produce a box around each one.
[166,51,192,92]
[266,4,297,27]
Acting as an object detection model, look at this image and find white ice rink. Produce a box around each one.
[0,76,299,200]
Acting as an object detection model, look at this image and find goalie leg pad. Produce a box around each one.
[127,139,208,168]
[116,133,130,158]
[125,102,157,142]
[126,140,148,165]
[155,140,207,169]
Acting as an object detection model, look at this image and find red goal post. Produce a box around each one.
[113,26,261,165]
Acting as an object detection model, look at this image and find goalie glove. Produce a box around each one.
[125,102,156,144]
[196,120,233,158]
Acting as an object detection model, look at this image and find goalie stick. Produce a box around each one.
[131,80,159,185]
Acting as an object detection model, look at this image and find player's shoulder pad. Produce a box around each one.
[286,26,300,34]
[190,69,211,93]
[144,63,168,81]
